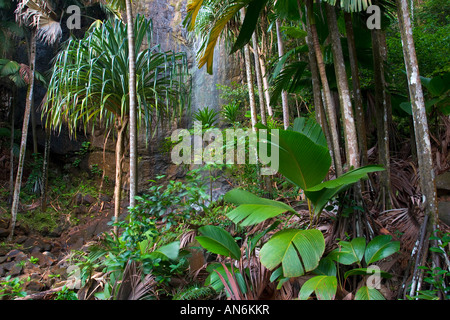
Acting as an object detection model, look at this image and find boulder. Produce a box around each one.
[436,171,450,191]
[22,237,52,253]
[5,249,27,262]
[0,218,9,229]
[438,201,450,226]
[8,263,23,277]
[0,228,9,238]
[29,251,55,268]
[99,194,112,203]
[25,280,46,292]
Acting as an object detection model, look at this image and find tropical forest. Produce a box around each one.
[0,0,449,305]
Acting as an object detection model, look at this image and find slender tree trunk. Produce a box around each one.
[371,19,392,209]
[30,100,38,155]
[40,129,51,212]
[297,0,335,166]
[258,54,273,118]
[305,0,343,176]
[252,32,267,126]
[8,87,16,205]
[125,0,137,209]
[8,31,36,241]
[326,4,359,170]
[240,9,257,131]
[113,118,128,235]
[275,19,289,129]
[396,0,439,276]
[344,12,368,166]
[258,15,273,118]
[25,33,38,156]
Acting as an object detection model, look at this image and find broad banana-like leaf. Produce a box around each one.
[260,229,325,277]
[344,267,392,281]
[355,286,386,300]
[328,237,366,265]
[291,117,328,148]
[0,59,20,76]
[304,165,385,216]
[142,241,180,262]
[196,225,241,260]
[313,256,337,276]
[298,275,337,300]
[421,73,450,97]
[225,189,297,226]
[364,235,400,265]
[272,129,331,190]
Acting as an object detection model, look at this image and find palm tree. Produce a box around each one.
[252,31,267,126]
[325,4,359,169]
[43,16,188,235]
[8,0,63,241]
[304,0,343,176]
[124,0,138,211]
[395,0,439,297]
[343,11,368,167]
[275,18,290,129]
[240,8,258,130]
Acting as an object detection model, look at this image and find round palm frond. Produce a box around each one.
[15,0,62,45]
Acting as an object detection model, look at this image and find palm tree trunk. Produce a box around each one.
[125,0,137,209]
[396,0,439,281]
[40,128,50,212]
[258,15,273,118]
[344,12,367,166]
[240,8,257,131]
[326,4,359,170]
[305,0,343,176]
[275,19,289,129]
[113,118,128,235]
[30,100,38,155]
[8,87,16,205]
[371,23,392,209]
[252,32,267,126]
[297,0,334,166]
[8,31,36,241]
[25,33,38,155]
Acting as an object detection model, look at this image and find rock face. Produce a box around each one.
[86,0,241,192]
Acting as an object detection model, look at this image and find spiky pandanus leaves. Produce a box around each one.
[44,16,189,231]
[44,16,188,138]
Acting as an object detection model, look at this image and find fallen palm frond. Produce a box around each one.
[115,260,157,300]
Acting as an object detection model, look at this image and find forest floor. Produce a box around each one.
[0,190,126,298]
[0,147,449,300]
